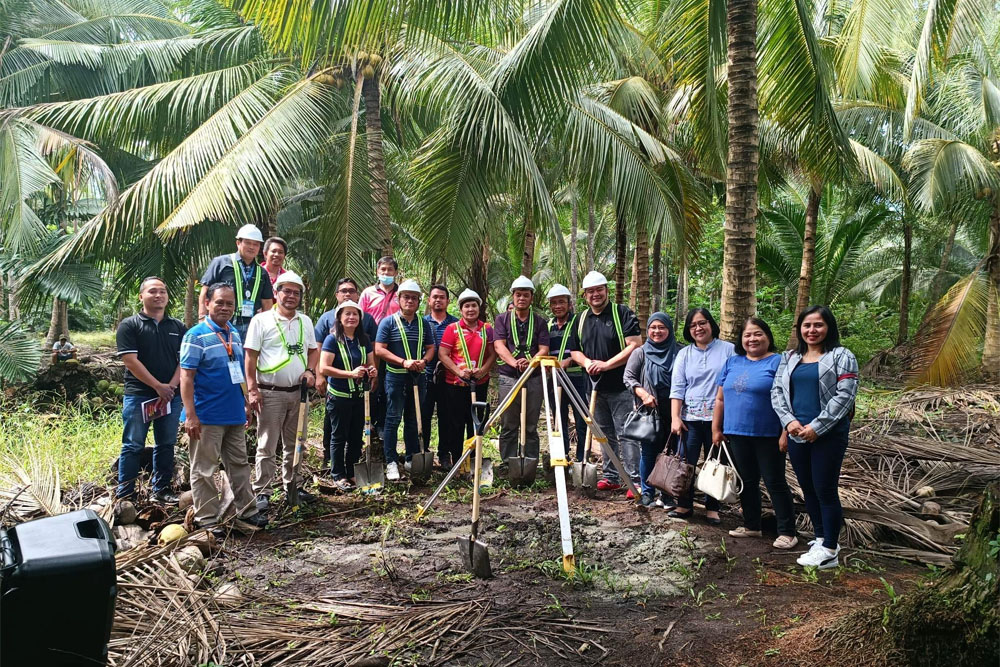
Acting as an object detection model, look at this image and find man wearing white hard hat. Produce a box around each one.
[244,271,319,509]
[374,279,434,481]
[436,289,496,467]
[568,271,642,494]
[546,283,590,461]
[493,276,550,468]
[317,300,377,490]
[200,224,274,341]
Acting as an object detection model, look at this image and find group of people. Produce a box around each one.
[114,223,859,570]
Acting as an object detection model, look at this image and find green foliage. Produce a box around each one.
[0,321,42,383]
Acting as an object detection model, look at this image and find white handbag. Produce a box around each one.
[695,439,743,504]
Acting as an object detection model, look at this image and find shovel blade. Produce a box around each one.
[409,451,435,480]
[505,457,530,487]
[519,457,538,486]
[573,462,598,497]
[457,536,493,578]
[355,461,385,494]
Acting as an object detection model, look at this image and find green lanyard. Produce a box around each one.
[577,304,625,350]
[391,314,424,373]
[549,313,578,361]
[456,321,487,370]
[257,312,305,373]
[231,254,262,307]
[510,309,535,355]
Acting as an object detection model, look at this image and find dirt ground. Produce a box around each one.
[209,467,923,667]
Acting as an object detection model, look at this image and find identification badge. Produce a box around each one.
[241,300,254,317]
[228,360,244,384]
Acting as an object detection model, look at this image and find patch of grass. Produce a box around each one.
[0,401,122,485]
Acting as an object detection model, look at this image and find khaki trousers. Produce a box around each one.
[252,388,302,495]
[191,424,258,524]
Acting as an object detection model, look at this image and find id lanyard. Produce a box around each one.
[231,254,262,315]
[213,325,244,385]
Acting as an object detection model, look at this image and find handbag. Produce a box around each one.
[621,405,658,445]
[647,435,694,498]
[695,439,743,504]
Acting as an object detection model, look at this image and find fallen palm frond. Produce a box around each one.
[108,537,614,667]
[0,449,64,521]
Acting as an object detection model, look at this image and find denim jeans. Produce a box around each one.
[592,389,639,483]
[787,420,850,548]
[382,372,426,464]
[727,434,796,535]
[638,399,672,495]
[421,376,444,453]
[678,420,720,511]
[117,394,182,498]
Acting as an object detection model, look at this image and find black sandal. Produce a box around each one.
[667,509,693,520]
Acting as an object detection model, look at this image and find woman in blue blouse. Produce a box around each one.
[318,301,378,491]
[712,318,796,549]
[669,308,735,523]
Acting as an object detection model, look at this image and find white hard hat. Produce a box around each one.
[397,279,422,295]
[546,284,571,300]
[273,270,304,290]
[236,224,264,242]
[510,275,535,293]
[457,288,482,305]
[335,299,362,317]
[581,271,608,290]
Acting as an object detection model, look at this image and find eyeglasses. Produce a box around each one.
[337,287,358,294]
[278,289,302,297]
[689,320,709,330]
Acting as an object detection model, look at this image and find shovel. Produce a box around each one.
[458,398,493,578]
[571,373,600,497]
[355,377,384,494]
[287,377,311,507]
[467,380,493,486]
[409,376,434,480]
[506,388,537,487]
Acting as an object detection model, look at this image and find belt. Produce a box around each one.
[258,383,299,392]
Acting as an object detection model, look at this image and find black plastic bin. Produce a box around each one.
[1,509,117,666]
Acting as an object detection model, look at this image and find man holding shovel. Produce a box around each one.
[493,276,550,481]
[180,283,266,533]
[568,271,642,495]
[244,271,319,511]
[375,280,434,481]
[546,283,591,463]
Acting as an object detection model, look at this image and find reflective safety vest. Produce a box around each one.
[577,303,625,351]
[257,311,306,374]
[456,321,487,372]
[549,313,581,373]
[498,309,535,366]
[387,313,424,374]
[231,254,262,312]
[327,338,364,398]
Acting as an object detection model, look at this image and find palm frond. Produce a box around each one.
[850,138,906,203]
[0,121,58,253]
[0,320,42,384]
[903,138,1000,212]
[834,0,907,100]
[906,270,989,386]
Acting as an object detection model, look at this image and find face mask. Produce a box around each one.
[379,275,395,286]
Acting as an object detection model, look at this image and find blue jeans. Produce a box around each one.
[678,420,720,511]
[117,394,182,498]
[638,399,672,495]
[382,372,426,464]
[788,420,850,548]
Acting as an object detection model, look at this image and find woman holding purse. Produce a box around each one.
[669,308,735,524]
[623,312,681,508]
[712,318,797,549]
[771,306,859,570]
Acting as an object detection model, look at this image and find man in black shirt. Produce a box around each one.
[199,224,274,340]
[116,277,188,502]
[568,271,642,493]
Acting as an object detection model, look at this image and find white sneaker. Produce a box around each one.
[404,461,412,473]
[797,543,840,569]
[386,462,400,481]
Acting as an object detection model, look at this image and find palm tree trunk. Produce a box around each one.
[521,209,536,277]
[651,229,662,313]
[184,260,196,328]
[470,239,490,317]
[344,71,365,270]
[628,243,638,310]
[929,216,959,303]
[982,203,1000,381]
[636,226,650,334]
[677,255,689,324]
[897,215,913,346]
[787,184,822,349]
[720,0,760,342]
[45,297,67,347]
[6,272,18,320]
[615,210,627,303]
[363,71,393,257]
[570,196,579,294]
[587,200,596,273]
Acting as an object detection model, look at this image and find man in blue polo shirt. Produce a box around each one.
[374,279,434,481]
[422,285,458,462]
[199,224,274,340]
[180,283,266,532]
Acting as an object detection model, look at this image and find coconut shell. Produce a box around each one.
[915,485,936,498]
[158,523,188,545]
[215,582,243,606]
[115,500,137,526]
[174,545,206,573]
[178,490,194,510]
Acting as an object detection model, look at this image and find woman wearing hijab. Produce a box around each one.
[623,313,681,508]
[712,317,797,549]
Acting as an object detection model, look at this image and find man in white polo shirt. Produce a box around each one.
[244,271,319,510]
